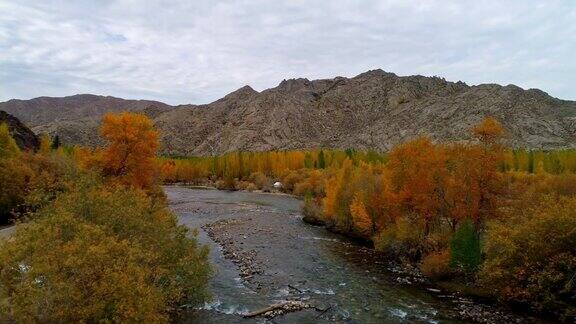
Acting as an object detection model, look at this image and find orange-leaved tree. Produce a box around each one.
[472,116,505,148]
[470,117,505,228]
[100,112,160,189]
[387,137,447,235]
[349,192,373,238]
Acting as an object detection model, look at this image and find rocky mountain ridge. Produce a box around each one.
[1,70,575,155]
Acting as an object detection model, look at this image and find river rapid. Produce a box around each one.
[165,186,538,323]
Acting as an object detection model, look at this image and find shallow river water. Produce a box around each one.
[165,186,533,323]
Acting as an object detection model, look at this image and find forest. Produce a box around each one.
[0,114,575,321]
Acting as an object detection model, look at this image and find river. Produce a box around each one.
[166,186,535,323]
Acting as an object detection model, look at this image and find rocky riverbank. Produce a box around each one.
[166,186,545,323]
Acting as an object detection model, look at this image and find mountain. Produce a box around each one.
[155,70,576,155]
[0,110,39,151]
[1,70,575,155]
[0,94,172,147]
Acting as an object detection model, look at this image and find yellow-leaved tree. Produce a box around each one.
[100,112,160,189]
[0,123,20,159]
[349,192,373,238]
[472,116,505,147]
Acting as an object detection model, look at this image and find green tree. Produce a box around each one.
[450,219,481,273]
[528,151,535,173]
[318,150,326,169]
[51,135,61,149]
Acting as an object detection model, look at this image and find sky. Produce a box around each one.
[1,0,575,105]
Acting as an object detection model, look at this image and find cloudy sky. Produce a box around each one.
[1,1,575,104]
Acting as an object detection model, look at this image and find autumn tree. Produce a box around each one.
[323,170,343,222]
[0,158,30,223]
[0,123,20,159]
[99,112,160,189]
[443,145,488,229]
[387,137,447,235]
[349,192,373,238]
[469,117,505,228]
[159,159,177,183]
[323,158,355,230]
[38,135,53,155]
[472,116,505,147]
[0,124,25,223]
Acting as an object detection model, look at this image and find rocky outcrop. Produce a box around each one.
[0,110,39,151]
[155,70,576,155]
[1,70,575,155]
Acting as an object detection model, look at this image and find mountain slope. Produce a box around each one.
[156,70,576,155]
[0,110,39,151]
[0,94,172,147]
[2,70,575,155]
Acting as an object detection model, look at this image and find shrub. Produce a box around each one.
[0,158,31,223]
[245,183,258,192]
[249,172,269,190]
[293,169,325,197]
[0,213,167,322]
[301,198,325,225]
[281,170,303,192]
[20,151,78,212]
[480,196,576,318]
[450,219,481,274]
[420,249,453,280]
[214,179,226,190]
[539,173,576,197]
[0,150,77,224]
[235,180,250,190]
[0,181,211,322]
[374,217,425,259]
[215,175,236,190]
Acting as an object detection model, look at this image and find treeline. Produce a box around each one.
[0,114,210,322]
[159,148,576,188]
[502,148,576,174]
[159,118,576,320]
[160,149,386,186]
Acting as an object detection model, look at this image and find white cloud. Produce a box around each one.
[0,0,575,104]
